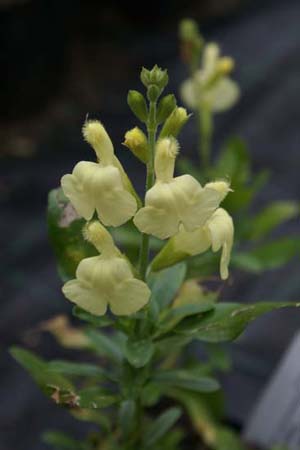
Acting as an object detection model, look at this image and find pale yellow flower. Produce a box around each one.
[134,138,230,239]
[62,222,150,316]
[180,43,240,113]
[152,208,233,280]
[61,120,137,226]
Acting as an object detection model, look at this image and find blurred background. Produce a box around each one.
[1,0,300,449]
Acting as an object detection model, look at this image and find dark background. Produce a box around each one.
[0,0,300,449]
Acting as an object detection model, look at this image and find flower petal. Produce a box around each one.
[206,208,234,280]
[180,78,198,110]
[176,176,223,231]
[95,189,137,227]
[90,165,137,226]
[134,175,226,238]
[172,225,211,256]
[61,161,98,220]
[62,279,108,316]
[208,77,240,112]
[110,278,151,315]
[134,205,180,239]
[204,181,231,202]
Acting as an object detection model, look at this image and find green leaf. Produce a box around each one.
[124,339,155,368]
[187,251,220,278]
[213,137,250,187]
[72,306,114,327]
[118,399,136,436]
[154,428,184,450]
[48,360,108,378]
[176,302,299,342]
[206,344,231,372]
[77,386,118,409]
[212,137,271,213]
[154,369,219,393]
[215,427,246,450]
[231,252,265,273]
[147,263,187,318]
[10,347,73,394]
[156,335,193,353]
[141,382,162,407]
[177,157,202,180]
[143,407,182,447]
[85,329,124,363]
[233,237,300,273]
[71,408,111,429]
[10,348,118,410]
[157,302,215,335]
[47,188,97,281]
[168,388,223,446]
[249,201,299,240]
[224,170,270,213]
[43,431,89,450]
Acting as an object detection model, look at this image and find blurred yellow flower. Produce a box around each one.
[61,120,137,226]
[180,43,240,113]
[134,137,230,239]
[62,222,150,316]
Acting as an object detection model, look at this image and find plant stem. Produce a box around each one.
[198,106,213,173]
[139,101,157,280]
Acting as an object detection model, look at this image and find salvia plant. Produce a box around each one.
[11,63,299,450]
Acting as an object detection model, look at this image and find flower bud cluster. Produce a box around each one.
[141,65,169,101]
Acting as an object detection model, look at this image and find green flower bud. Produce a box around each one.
[140,67,150,85]
[127,90,148,123]
[179,19,204,67]
[179,18,199,42]
[147,84,160,102]
[157,94,177,124]
[140,65,169,92]
[159,107,190,138]
[123,127,148,163]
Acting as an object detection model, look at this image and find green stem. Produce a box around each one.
[198,106,213,173]
[139,101,157,280]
